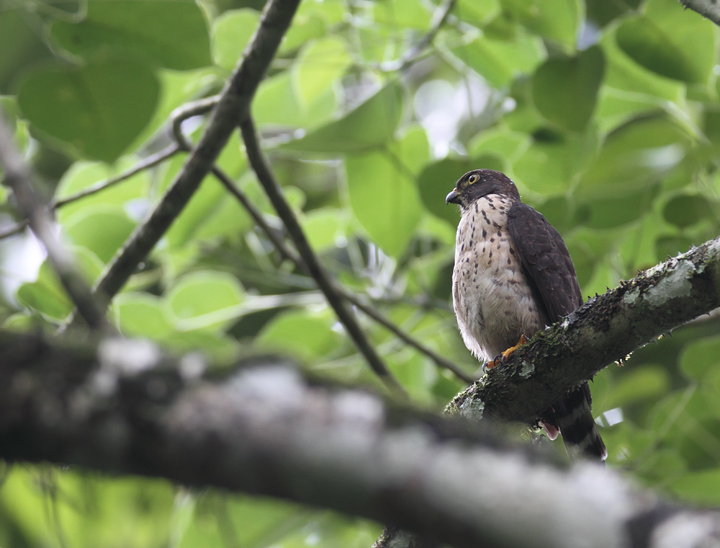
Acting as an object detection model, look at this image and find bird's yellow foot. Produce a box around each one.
[485,334,529,369]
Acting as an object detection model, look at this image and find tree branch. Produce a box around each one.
[678,0,720,26]
[239,116,406,396]
[449,236,720,423]
[0,111,106,329]
[87,0,301,306]
[1,330,719,548]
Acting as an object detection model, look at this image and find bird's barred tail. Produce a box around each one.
[554,382,607,462]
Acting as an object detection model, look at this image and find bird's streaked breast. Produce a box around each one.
[452,195,547,361]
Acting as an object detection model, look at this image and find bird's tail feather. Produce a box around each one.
[553,382,607,462]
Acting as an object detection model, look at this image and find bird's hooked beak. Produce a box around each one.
[446,188,460,204]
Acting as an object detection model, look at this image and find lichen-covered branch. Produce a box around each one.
[0,330,718,548]
[449,236,720,424]
[678,0,720,26]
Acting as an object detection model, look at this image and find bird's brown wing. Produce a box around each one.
[506,202,582,323]
[507,202,606,461]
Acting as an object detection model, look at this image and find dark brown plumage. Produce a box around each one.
[447,169,606,461]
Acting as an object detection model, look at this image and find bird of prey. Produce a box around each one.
[446,168,606,461]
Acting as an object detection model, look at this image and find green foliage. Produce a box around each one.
[2,0,720,543]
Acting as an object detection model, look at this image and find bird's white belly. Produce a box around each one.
[452,196,546,361]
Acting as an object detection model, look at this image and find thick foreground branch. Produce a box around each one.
[449,236,720,423]
[1,331,719,548]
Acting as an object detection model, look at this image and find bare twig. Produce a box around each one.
[80,0,302,309]
[0,144,181,242]
[240,115,406,397]
[0,111,105,329]
[380,0,457,72]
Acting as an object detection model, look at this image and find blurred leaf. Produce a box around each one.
[257,309,342,361]
[18,58,159,162]
[663,194,714,228]
[167,271,245,331]
[51,0,212,70]
[513,129,597,194]
[293,37,351,107]
[281,84,403,152]
[373,0,431,29]
[448,28,545,88]
[532,46,604,132]
[615,0,716,84]
[681,337,720,380]
[346,127,429,257]
[16,249,103,321]
[253,71,336,128]
[501,0,581,48]
[670,468,720,505]
[115,293,174,338]
[212,9,260,71]
[578,115,689,198]
[0,8,53,93]
[608,366,670,408]
[303,208,348,250]
[677,418,720,470]
[64,206,137,263]
[455,0,501,27]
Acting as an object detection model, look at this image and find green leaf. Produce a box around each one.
[64,206,137,263]
[16,249,103,321]
[257,309,342,361]
[212,9,260,72]
[578,115,689,198]
[18,58,159,162]
[615,0,716,84]
[448,28,545,88]
[281,84,404,152]
[50,0,211,70]
[607,366,669,408]
[670,469,720,505]
[373,0,432,29]
[663,194,714,228]
[680,337,720,380]
[253,71,336,128]
[513,129,597,194]
[303,208,348,251]
[346,127,429,257]
[501,0,582,48]
[114,293,174,338]
[293,37,351,107]
[166,271,245,331]
[455,0,501,27]
[0,8,53,93]
[532,46,604,132]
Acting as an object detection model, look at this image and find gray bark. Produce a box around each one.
[1,331,720,548]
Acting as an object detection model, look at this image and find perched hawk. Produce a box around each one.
[447,169,606,461]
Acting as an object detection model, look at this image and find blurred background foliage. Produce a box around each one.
[1,0,720,545]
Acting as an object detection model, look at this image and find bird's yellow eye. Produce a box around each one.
[468,174,479,184]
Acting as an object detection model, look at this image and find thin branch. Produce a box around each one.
[170,112,472,384]
[0,111,105,329]
[0,144,181,242]
[53,144,181,208]
[380,0,457,72]
[1,330,719,548]
[83,0,302,310]
[240,115,406,397]
[678,0,720,26]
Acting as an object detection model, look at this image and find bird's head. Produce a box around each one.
[445,169,520,209]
